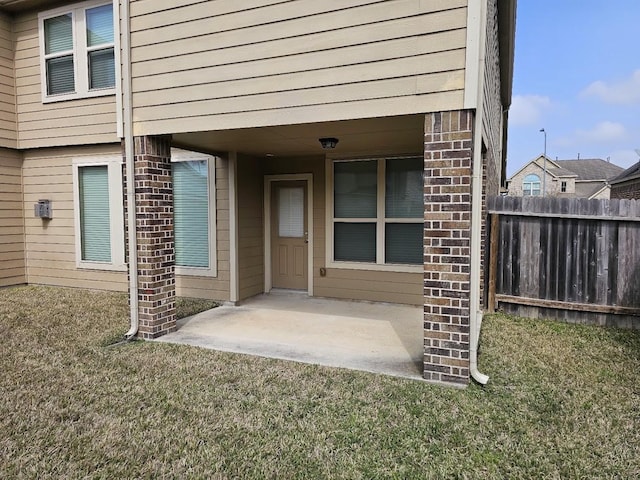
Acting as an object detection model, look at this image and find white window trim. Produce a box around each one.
[171,148,217,278]
[72,155,125,271]
[325,157,422,274]
[38,0,118,103]
[523,174,542,196]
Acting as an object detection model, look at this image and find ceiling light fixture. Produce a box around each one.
[319,137,339,149]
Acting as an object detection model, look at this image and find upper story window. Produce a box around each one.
[39,0,116,102]
[561,181,567,193]
[523,174,541,196]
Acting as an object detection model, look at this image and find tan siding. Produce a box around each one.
[129,0,467,136]
[176,157,231,300]
[237,154,265,300]
[262,156,421,305]
[13,12,118,149]
[315,270,423,305]
[22,144,127,291]
[0,148,24,286]
[0,12,16,148]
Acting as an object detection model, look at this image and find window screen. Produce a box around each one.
[173,161,209,268]
[385,223,422,264]
[86,5,115,89]
[79,165,111,262]
[44,14,74,95]
[334,222,376,263]
[334,160,377,218]
[385,157,423,218]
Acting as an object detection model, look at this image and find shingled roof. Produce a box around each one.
[556,159,624,181]
[547,166,578,177]
[610,160,640,184]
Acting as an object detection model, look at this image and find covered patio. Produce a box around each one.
[155,290,423,380]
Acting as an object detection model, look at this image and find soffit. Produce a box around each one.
[172,115,425,159]
[0,0,70,13]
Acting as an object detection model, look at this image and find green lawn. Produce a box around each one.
[1,285,639,479]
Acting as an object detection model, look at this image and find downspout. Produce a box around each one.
[469,0,489,385]
[121,0,138,338]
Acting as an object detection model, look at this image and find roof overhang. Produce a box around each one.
[496,0,517,186]
[497,0,517,108]
[0,0,70,13]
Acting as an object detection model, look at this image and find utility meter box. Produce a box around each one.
[34,199,52,219]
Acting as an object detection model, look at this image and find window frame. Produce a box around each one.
[523,174,542,196]
[171,149,217,278]
[561,181,567,193]
[72,155,125,271]
[325,156,423,273]
[38,0,118,103]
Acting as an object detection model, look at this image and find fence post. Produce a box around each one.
[487,213,499,313]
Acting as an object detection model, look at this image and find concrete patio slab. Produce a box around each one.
[155,290,424,380]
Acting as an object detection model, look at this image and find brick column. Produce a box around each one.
[423,111,474,386]
[133,135,176,339]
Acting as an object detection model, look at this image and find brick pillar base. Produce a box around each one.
[423,111,474,386]
[133,135,176,339]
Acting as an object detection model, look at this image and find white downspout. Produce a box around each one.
[121,0,138,338]
[470,0,489,385]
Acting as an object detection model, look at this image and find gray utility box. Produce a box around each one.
[34,199,52,219]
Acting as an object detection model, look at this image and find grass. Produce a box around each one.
[1,285,639,479]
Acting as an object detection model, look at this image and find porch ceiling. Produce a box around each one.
[172,114,425,158]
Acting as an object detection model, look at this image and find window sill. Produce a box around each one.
[77,262,127,272]
[326,261,422,274]
[175,266,217,278]
[42,88,116,104]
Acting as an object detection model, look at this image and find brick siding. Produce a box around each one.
[132,135,177,339]
[611,179,640,200]
[423,110,474,385]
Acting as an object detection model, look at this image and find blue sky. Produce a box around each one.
[506,0,640,176]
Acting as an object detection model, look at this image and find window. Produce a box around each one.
[171,149,217,277]
[328,157,423,271]
[523,174,541,196]
[39,0,116,102]
[561,181,567,193]
[73,155,125,270]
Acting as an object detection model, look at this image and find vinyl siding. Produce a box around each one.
[129,0,467,136]
[237,154,265,300]
[0,148,24,286]
[22,144,127,291]
[176,156,231,301]
[22,145,229,299]
[13,11,118,149]
[0,12,16,148]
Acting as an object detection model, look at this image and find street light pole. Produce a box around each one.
[540,128,547,196]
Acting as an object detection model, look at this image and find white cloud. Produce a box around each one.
[509,95,552,126]
[554,121,629,150]
[576,121,628,143]
[581,70,640,104]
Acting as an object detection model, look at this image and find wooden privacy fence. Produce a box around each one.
[487,196,640,329]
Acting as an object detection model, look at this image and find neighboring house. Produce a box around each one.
[610,160,640,200]
[507,155,624,199]
[0,0,516,387]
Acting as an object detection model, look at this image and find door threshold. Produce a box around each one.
[268,288,309,296]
